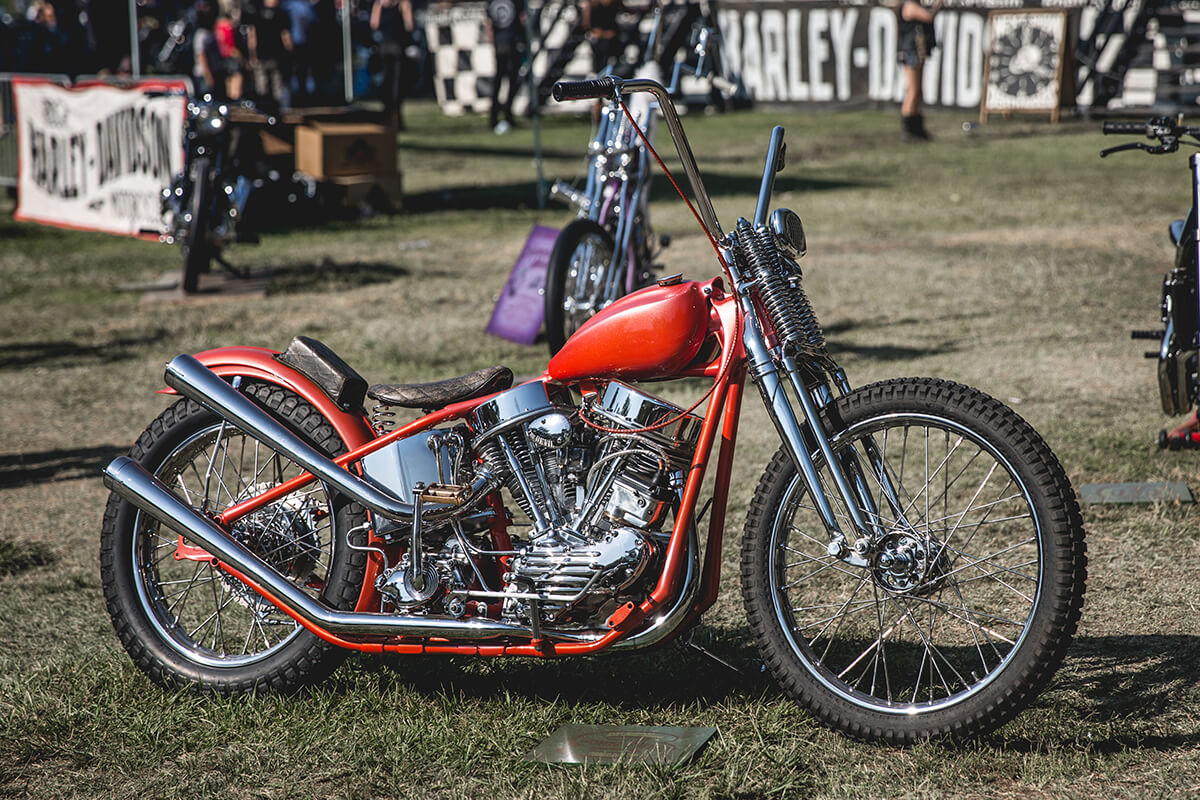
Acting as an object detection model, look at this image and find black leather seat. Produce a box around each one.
[368,366,514,410]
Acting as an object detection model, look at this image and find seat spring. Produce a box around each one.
[371,403,397,434]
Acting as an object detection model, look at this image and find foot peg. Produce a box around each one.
[1159,429,1200,450]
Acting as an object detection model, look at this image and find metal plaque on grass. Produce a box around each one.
[1079,482,1194,504]
[526,724,716,765]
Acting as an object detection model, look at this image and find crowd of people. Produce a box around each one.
[185,0,347,108]
[0,0,417,113]
[2,0,941,141]
[0,0,131,76]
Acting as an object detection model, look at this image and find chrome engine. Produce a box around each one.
[361,380,702,628]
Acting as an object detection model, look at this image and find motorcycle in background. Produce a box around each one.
[101,76,1086,744]
[1104,117,1200,448]
[543,14,729,354]
[160,93,281,293]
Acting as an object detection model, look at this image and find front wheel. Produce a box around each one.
[741,378,1086,743]
[181,156,213,294]
[544,218,618,355]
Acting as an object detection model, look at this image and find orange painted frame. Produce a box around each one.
[164,284,748,655]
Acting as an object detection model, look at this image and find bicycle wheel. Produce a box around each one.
[100,382,367,694]
[181,156,212,294]
[741,378,1086,743]
[544,218,618,355]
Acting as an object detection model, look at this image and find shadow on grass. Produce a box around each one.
[339,631,1200,751]
[823,315,971,361]
[403,171,871,216]
[342,625,770,709]
[266,259,411,296]
[0,331,170,371]
[0,444,127,490]
[1050,634,1200,746]
[0,536,55,577]
[399,140,581,161]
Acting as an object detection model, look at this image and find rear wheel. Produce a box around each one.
[100,382,367,694]
[544,218,618,355]
[741,378,1087,743]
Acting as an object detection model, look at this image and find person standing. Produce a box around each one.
[285,0,314,103]
[897,0,941,141]
[485,0,525,135]
[582,0,622,76]
[581,0,622,122]
[193,0,229,98]
[247,0,294,109]
[371,0,414,130]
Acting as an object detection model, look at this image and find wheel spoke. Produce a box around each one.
[129,420,339,669]
[758,396,1062,724]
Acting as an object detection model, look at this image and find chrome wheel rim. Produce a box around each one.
[132,424,336,667]
[562,230,617,336]
[768,412,1043,714]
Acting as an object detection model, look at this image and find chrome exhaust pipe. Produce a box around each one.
[163,353,493,523]
[102,455,532,640]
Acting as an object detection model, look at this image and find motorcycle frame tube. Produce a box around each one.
[634,294,745,625]
[1191,152,1200,351]
[687,366,745,621]
[132,289,748,654]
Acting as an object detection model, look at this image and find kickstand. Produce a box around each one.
[214,252,250,280]
[678,629,744,676]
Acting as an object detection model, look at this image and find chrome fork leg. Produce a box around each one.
[743,316,899,564]
[744,319,861,561]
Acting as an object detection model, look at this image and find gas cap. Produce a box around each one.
[657,273,684,287]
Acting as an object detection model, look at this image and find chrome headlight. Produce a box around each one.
[770,208,807,260]
[188,101,228,136]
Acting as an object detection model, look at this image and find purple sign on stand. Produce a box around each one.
[486,225,559,345]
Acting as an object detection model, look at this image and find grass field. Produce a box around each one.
[2,101,1199,799]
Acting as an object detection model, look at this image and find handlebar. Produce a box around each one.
[1102,121,1150,135]
[1100,115,1200,157]
[552,76,725,241]
[552,77,618,102]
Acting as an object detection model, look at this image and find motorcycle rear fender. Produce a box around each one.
[157,346,382,613]
[156,345,377,450]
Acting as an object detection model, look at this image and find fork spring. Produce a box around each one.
[737,218,826,356]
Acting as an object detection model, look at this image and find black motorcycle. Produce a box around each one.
[161,94,280,293]
[1104,116,1200,448]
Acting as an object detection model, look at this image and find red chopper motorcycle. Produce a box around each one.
[101,77,1086,744]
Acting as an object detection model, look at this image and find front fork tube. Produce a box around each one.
[743,318,879,566]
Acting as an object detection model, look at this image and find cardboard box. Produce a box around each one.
[327,172,404,213]
[295,122,396,179]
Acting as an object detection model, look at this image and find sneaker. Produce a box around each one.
[493,120,511,135]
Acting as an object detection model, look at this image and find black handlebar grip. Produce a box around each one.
[1102,121,1149,135]
[552,77,618,102]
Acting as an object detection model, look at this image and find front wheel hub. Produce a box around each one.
[872,531,947,594]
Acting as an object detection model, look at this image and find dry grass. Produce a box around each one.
[1,102,1198,798]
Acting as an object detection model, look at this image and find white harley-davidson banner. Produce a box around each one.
[14,79,186,237]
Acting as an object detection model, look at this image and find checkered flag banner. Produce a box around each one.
[426,0,595,116]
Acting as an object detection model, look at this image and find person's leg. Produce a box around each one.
[901,63,929,140]
[490,49,509,128]
[502,50,521,125]
[902,63,922,117]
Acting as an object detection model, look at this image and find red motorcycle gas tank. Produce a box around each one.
[547,280,710,382]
